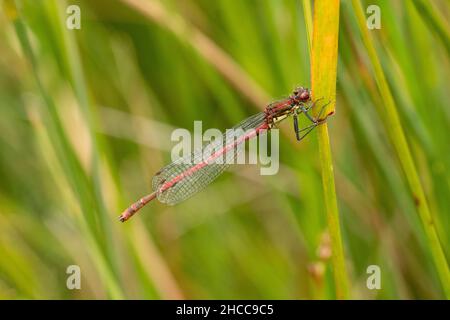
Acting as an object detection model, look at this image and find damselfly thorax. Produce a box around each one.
[265,86,311,127]
[119,86,331,222]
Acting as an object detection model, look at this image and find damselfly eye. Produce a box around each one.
[299,91,309,100]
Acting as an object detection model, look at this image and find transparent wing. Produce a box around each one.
[152,112,266,205]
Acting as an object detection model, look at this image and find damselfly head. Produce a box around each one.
[292,87,311,103]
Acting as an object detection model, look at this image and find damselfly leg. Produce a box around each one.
[293,100,332,141]
[293,112,300,141]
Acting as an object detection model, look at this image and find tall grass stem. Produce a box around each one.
[310,0,350,299]
[352,0,450,298]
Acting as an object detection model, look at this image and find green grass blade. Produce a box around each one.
[351,0,450,298]
[302,0,313,58]
[8,1,124,299]
[310,0,350,299]
[412,0,450,55]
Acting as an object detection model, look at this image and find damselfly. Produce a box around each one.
[119,87,331,222]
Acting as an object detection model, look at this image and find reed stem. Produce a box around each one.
[352,0,450,298]
[310,0,350,299]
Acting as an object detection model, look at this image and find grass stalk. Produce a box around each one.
[310,0,350,299]
[412,0,450,55]
[302,0,313,57]
[8,1,124,299]
[351,0,450,298]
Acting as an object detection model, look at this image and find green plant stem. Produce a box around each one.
[9,2,124,299]
[352,0,450,298]
[310,0,350,299]
[302,0,313,57]
[412,0,450,55]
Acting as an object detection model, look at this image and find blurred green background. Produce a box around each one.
[0,0,449,299]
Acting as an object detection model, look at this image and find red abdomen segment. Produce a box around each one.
[119,192,157,222]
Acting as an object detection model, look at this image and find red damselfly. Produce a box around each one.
[119,87,330,222]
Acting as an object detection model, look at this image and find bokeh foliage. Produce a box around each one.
[0,0,448,299]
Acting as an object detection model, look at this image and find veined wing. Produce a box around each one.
[152,112,267,205]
